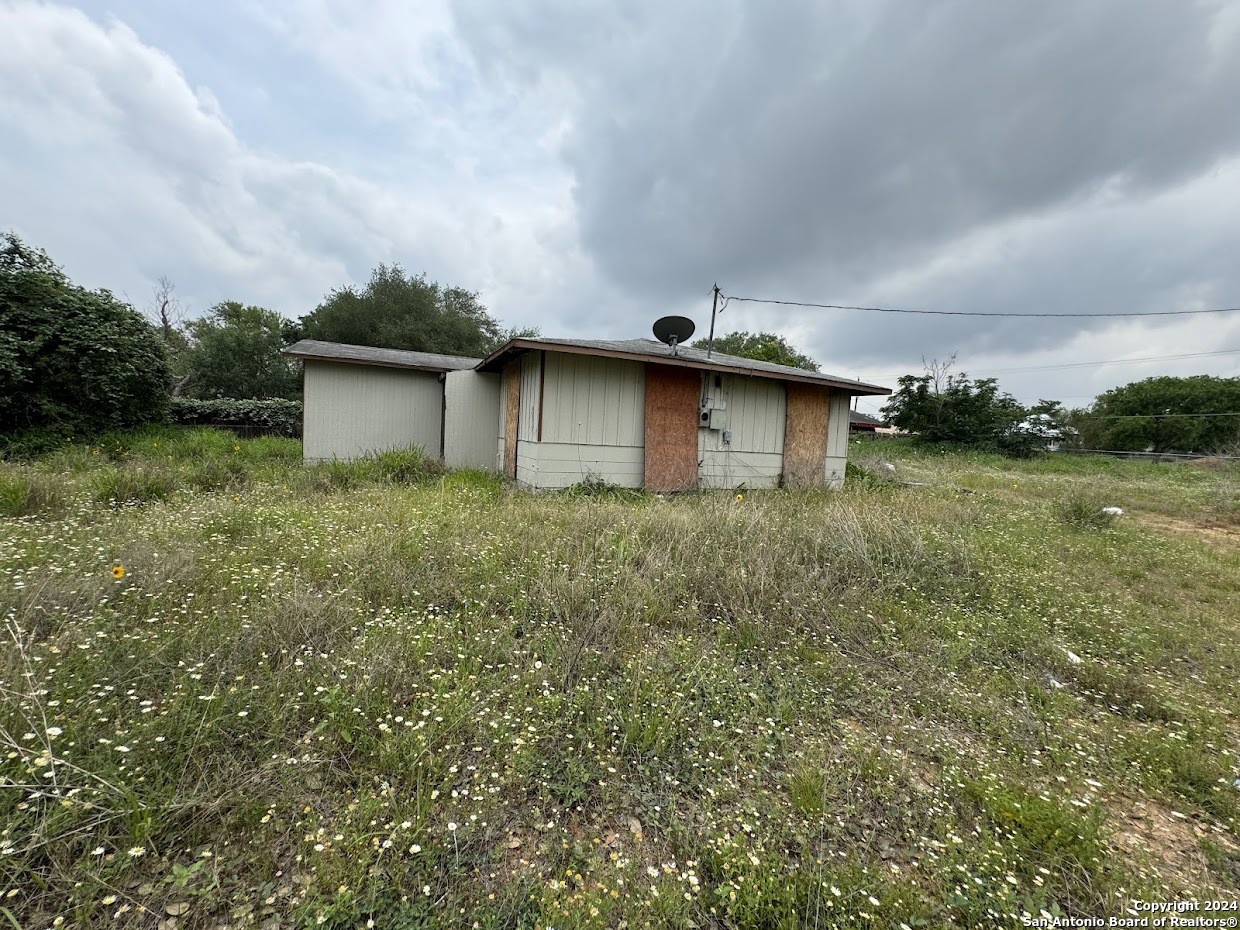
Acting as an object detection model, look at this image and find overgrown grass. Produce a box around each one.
[1,428,1237,928]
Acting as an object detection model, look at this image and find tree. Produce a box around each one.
[1074,375,1240,453]
[147,276,192,395]
[881,358,1028,450]
[184,301,302,400]
[690,331,819,370]
[0,232,170,433]
[299,264,504,357]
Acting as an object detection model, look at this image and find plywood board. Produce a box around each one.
[503,360,520,479]
[783,382,830,487]
[643,364,700,491]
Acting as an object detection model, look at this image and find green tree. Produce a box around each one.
[299,264,505,357]
[184,301,301,400]
[882,358,1028,450]
[0,232,170,433]
[1075,375,1240,453]
[691,330,819,370]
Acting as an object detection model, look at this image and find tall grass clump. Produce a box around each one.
[90,464,179,505]
[0,467,70,517]
[1056,493,1120,529]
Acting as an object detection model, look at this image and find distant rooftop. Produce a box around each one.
[849,410,885,426]
[283,339,480,372]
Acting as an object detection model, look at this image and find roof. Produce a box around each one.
[283,339,480,373]
[849,410,885,426]
[477,337,890,395]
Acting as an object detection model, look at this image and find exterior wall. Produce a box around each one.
[825,391,851,488]
[517,352,646,489]
[698,373,786,489]
[541,353,645,447]
[303,360,443,461]
[783,383,831,487]
[443,370,501,470]
[643,364,700,492]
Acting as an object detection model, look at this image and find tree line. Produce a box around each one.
[3,230,1235,454]
[880,357,1240,456]
[0,232,534,436]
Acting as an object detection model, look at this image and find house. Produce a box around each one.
[848,410,886,433]
[283,336,890,490]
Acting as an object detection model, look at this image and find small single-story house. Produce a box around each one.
[283,336,890,491]
[848,410,886,433]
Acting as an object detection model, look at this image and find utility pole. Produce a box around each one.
[707,284,720,358]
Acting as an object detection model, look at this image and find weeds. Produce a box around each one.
[0,427,1237,927]
[1057,494,1121,529]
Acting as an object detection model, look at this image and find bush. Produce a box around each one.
[169,397,302,437]
[1,233,170,432]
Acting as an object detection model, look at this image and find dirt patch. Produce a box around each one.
[1184,457,1232,470]
[1108,796,1239,895]
[1135,514,1240,547]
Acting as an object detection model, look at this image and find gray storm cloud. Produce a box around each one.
[452,0,1240,361]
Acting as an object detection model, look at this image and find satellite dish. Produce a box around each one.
[652,316,695,354]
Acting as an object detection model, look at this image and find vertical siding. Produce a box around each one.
[443,370,502,470]
[824,390,852,488]
[518,351,646,489]
[303,360,443,461]
[518,352,542,442]
[698,373,786,489]
[541,353,645,446]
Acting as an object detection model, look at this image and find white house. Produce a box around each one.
[283,336,890,490]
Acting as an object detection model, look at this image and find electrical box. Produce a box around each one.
[708,407,728,431]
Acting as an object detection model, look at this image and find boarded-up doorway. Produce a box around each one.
[503,360,520,479]
[783,383,830,487]
[643,364,699,491]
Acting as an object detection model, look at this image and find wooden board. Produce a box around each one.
[783,383,830,487]
[503,360,520,479]
[643,364,700,491]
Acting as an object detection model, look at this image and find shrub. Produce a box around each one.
[0,232,170,432]
[169,397,302,437]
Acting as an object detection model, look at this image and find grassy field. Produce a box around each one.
[1,428,1238,928]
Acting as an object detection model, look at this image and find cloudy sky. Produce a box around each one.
[3,0,1240,411]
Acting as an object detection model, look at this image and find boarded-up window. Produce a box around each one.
[643,364,699,491]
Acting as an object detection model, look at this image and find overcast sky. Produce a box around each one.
[3,0,1240,409]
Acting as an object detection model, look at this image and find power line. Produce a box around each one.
[862,347,1240,382]
[719,292,1240,319]
[968,348,1240,376]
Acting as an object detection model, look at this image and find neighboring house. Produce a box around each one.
[848,410,885,433]
[284,336,890,490]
